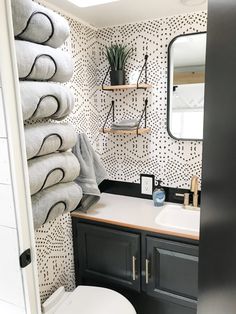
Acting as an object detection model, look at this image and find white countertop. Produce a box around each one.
[71,193,200,241]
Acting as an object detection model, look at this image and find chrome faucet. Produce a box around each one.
[190,175,199,208]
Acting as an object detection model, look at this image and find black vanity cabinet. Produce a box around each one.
[72,219,198,314]
[146,237,198,309]
[76,223,141,291]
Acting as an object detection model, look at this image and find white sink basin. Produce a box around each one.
[155,204,200,233]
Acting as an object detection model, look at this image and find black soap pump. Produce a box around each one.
[153,180,166,207]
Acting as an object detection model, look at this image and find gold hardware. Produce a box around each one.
[175,193,190,207]
[145,259,149,284]
[132,256,136,281]
[191,175,199,208]
[184,193,190,207]
[175,176,200,209]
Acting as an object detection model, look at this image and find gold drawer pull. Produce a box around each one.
[146,259,149,284]
[132,256,136,281]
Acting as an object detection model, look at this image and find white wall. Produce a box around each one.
[0,85,26,314]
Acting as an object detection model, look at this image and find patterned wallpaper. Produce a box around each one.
[35,214,75,302]
[96,12,207,188]
[64,20,98,143]
[33,4,207,303]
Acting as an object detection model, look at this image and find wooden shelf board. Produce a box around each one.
[174,71,205,85]
[101,83,152,91]
[100,128,151,135]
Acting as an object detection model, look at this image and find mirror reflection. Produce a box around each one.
[168,33,207,140]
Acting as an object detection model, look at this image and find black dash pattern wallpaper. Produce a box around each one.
[96,12,207,187]
[34,3,207,302]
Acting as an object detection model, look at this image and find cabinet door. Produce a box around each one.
[77,223,141,291]
[146,237,198,309]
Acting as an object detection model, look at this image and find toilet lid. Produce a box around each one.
[54,286,136,314]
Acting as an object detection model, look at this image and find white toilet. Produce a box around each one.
[42,286,136,314]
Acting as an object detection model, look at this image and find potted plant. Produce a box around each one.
[105,44,133,86]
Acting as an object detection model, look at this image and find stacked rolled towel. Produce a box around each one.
[11,0,83,229]
[25,122,77,159]
[20,82,74,121]
[15,40,73,82]
[32,182,82,230]
[12,0,70,48]
[28,152,80,195]
[111,119,139,130]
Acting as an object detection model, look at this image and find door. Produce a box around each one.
[198,1,236,314]
[0,1,41,313]
[146,237,198,309]
[76,223,141,291]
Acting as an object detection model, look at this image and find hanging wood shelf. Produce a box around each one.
[100,128,151,135]
[100,55,151,137]
[101,83,153,91]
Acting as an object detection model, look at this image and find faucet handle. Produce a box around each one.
[191,175,199,193]
[190,175,199,207]
[175,193,190,206]
[183,193,190,206]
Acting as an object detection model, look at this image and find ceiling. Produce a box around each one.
[43,0,208,28]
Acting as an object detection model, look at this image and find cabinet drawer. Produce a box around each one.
[77,223,141,292]
[146,237,198,309]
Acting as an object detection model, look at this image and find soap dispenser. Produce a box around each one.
[153,180,166,207]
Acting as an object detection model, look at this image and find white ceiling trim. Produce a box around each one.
[98,9,206,29]
[39,0,98,29]
[42,0,208,28]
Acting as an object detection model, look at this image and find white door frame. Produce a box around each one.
[0,0,41,313]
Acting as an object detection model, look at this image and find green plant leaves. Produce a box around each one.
[105,44,133,71]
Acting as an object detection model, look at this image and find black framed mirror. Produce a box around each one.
[167,32,207,141]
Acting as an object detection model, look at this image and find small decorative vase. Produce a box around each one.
[110,70,125,85]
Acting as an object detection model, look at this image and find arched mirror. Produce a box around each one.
[167,32,207,140]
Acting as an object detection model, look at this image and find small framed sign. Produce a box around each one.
[140,174,155,196]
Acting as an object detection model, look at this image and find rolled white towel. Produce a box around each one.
[15,40,73,82]
[25,122,77,160]
[32,182,82,230]
[28,151,80,195]
[20,81,74,121]
[12,0,70,48]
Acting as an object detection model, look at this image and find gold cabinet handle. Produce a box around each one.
[132,256,136,281]
[145,259,149,284]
